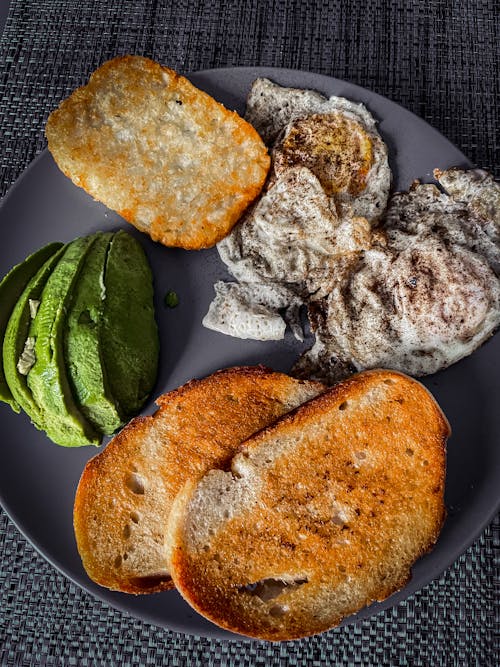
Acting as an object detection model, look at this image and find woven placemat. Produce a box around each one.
[0,1,498,665]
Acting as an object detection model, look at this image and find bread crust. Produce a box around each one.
[167,369,450,640]
[46,56,270,249]
[73,366,324,593]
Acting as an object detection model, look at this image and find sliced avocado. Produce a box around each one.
[0,242,63,410]
[64,231,124,435]
[27,236,101,447]
[3,246,66,426]
[101,230,159,417]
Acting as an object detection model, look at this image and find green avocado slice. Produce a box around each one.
[3,246,66,426]
[0,242,64,410]
[64,232,124,435]
[101,230,159,417]
[27,236,101,447]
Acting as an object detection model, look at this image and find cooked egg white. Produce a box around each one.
[295,168,500,380]
[246,77,391,222]
[205,78,388,342]
[204,79,500,382]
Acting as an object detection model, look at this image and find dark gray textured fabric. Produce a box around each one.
[0,1,498,664]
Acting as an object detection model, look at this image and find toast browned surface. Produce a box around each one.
[73,366,324,594]
[46,56,270,249]
[166,369,450,641]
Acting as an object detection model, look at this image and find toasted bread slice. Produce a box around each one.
[167,369,450,641]
[45,56,270,249]
[73,366,324,593]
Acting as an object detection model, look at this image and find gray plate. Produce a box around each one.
[0,67,498,641]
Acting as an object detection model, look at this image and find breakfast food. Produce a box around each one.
[204,78,390,341]
[3,69,486,639]
[99,230,159,417]
[295,168,500,380]
[203,280,304,341]
[204,80,500,382]
[206,168,373,340]
[167,369,450,641]
[2,245,66,425]
[0,242,64,411]
[45,56,270,250]
[245,78,391,222]
[73,366,324,593]
[64,232,122,435]
[28,235,102,446]
[0,230,159,446]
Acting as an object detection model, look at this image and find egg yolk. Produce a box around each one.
[274,113,373,196]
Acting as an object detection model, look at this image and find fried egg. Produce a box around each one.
[246,78,391,222]
[295,168,500,381]
[217,166,372,296]
[204,79,389,342]
[204,79,500,383]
